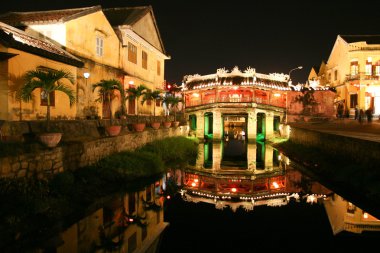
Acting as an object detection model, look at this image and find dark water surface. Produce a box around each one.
[159,141,380,252]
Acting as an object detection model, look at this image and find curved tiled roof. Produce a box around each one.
[103,6,151,26]
[0,22,83,67]
[340,35,380,45]
[186,76,289,91]
[0,6,101,26]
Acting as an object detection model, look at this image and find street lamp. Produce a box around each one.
[288,66,303,85]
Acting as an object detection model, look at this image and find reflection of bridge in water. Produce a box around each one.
[200,140,281,172]
[171,142,330,212]
[166,142,380,235]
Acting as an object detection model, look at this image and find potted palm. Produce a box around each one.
[126,84,147,132]
[92,79,123,136]
[19,68,75,148]
[142,89,162,130]
[164,95,183,127]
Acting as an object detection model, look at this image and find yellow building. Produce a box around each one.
[0,5,170,120]
[323,193,380,235]
[0,21,83,121]
[311,35,380,118]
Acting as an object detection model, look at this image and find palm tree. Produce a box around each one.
[142,89,162,118]
[92,79,122,125]
[164,95,183,122]
[126,84,147,123]
[19,68,75,132]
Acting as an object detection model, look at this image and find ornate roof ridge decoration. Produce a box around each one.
[184,66,290,91]
[186,66,287,83]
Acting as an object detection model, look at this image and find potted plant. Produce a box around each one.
[162,95,173,128]
[19,68,76,148]
[142,89,162,130]
[164,95,183,127]
[126,84,147,132]
[92,79,123,136]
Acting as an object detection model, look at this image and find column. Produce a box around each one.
[264,144,273,171]
[196,111,204,139]
[212,110,222,140]
[247,142,256,171]
[265,112,274,140]
[212,142,221,171]
[247,110,257,141]
[196,142,204,169]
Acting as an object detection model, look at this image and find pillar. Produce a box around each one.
[264,144,273,170]
[196,111,204,139]
[247,142,256,171]
[212,142,221,171]
[196,142,204,169]
[265,112,274,140]
[212,110,222,140]
[247,110,257,141]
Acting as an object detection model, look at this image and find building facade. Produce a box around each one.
[310,35,380,118]
[0,5,169,121]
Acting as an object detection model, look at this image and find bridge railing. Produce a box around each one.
[186,96,285,108]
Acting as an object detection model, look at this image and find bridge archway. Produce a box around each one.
[204,112,213,139]
[257,112,266,141]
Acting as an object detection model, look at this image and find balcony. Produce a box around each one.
[185,96,286,108]
[345,72,380,82]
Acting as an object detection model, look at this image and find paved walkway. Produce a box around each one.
[289,118,380,143]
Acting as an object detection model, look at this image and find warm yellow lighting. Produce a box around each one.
[363,212,369,219]
[129,80,134,85]
[272,182,279,189]
[233,86,238,90]
[191,182,196,187]
[194,178,199,183]
[83,72,90,79]
[231,188,237,192]
[274,93,281,97]
[193,93,200,97]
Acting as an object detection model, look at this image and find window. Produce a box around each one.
[334,70,338,81]
[375,65,380,76]
[156,100,161,107]
[350,61,358,76]
[142,50,148,69]
[350,94,358,108]
[365,59,372,75]
[96,36,104,57]
[157,60,161,76]
[128,42,137,64]
[41,89,55,106]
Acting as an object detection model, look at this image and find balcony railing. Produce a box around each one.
[345,72,380,82]
[186,96,286,108]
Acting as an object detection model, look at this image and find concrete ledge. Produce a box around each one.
[289,126,380,165]
[0,126,189,178]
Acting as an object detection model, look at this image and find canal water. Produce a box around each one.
[2,140,379,252]
[159,141,380,252]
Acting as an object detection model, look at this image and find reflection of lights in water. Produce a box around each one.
[363,212,369,219]
[306,194,317,204]
[231,188,237,192]
[272,182,279,189]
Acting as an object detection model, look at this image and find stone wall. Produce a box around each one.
[289,126,380,165]
[0,126,189,178]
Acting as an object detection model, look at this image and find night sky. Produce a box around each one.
[2,0,379,84]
